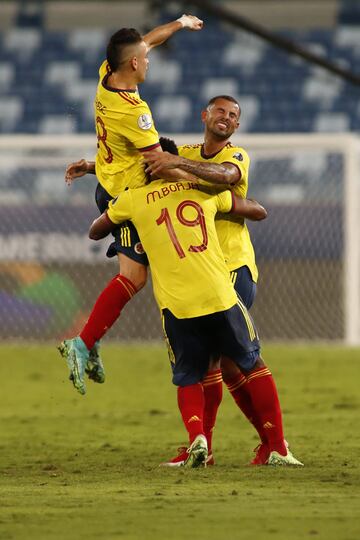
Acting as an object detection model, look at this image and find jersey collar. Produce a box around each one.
[102,74,138,93]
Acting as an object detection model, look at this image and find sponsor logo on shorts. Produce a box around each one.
[134,242,145,254]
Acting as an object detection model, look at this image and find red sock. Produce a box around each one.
[202,369,223,452]
[246,367,286,455]
[80,274,137,350]
[177,384,205,444]
[226,373,267,444]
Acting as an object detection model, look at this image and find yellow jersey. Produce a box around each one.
[94,60,160,197]
[178,143,258,282]
[107,180,238,318]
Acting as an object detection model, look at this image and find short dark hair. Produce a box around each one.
[159,136,179,155]
[207,95,241,116]
[106,28,142,72]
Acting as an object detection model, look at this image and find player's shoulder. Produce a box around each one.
[222,142,249,162]
[116,91,148,109]
[178,143,202,154]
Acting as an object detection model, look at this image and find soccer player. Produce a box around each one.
[88,138,303,468]
[143,95,270,466]
[59,14,204,388]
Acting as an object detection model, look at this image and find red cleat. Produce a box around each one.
[250,443,270,465]
[160,446,215,467]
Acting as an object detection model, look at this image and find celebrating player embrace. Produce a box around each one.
[89,137,303,468]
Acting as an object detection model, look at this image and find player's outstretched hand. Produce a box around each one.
[142,150,181,176]
[65,159,90,185]
[177,14,204,31]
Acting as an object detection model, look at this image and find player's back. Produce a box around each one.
[107,179,238,318]
[94,61,159,197]
[179,143,258,281]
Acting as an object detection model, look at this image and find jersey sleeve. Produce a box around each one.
[107,190,133,224]
[222,147,250,196]
[215,190,233,214]
[123,103,160,151]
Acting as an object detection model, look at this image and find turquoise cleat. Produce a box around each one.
[86,341,105,384]
[58,337,89,395]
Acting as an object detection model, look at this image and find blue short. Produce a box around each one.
[95,183,149,266]
[231,265,256,310]
[162,302,260,387]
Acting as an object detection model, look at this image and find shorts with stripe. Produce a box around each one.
[230,265,256,310]
[95,183,149,265]
[162,301,260,387]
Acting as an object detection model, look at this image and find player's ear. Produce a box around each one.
[201,109,207,124]
[130,56,138,71]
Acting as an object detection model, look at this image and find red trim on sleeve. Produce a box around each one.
[139,142,161,152]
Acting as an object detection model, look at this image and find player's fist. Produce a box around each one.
[177,14,203,31]
[65,158,89,185]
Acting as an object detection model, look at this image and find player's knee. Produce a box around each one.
[220,355,242,383]
[131,270,147,291]
[172,371,202,387]
[237,350,261,373]
[118,259,148,290]
[208,356,220,371]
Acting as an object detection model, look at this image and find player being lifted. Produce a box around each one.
[88,137,303,468]
[59,14,203,386]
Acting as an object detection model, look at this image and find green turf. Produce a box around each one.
[0,344,359,540]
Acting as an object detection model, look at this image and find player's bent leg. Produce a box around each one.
[117,253,148,290]
[58,337,89,395]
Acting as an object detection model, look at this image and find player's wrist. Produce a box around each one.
[176,15,188,28]
[176,14,202,29]
[86,161,96,174]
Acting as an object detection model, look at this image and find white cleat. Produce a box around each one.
[183,435,208,468]
[268,449,304,467]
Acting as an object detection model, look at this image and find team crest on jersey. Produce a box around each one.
[134,242,145,254]
[137,114,153,130]
[232,152,243,162]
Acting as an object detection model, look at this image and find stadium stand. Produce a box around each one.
[0,1,359,135]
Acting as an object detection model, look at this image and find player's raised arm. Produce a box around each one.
[65,159,96,185]
[143,14,203,51]
[230,195,267,221]
[144,150,239,185]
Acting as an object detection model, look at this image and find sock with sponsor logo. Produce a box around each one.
[225,372,267,444]
[202,369,223,453]
[245,366,286,455]
[177,383,205,444]
[80,274,137,350]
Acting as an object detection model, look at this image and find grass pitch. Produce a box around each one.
[0,343,359,540]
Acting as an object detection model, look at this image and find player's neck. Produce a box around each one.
[107,71,138,91]
[202,137,229,157]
